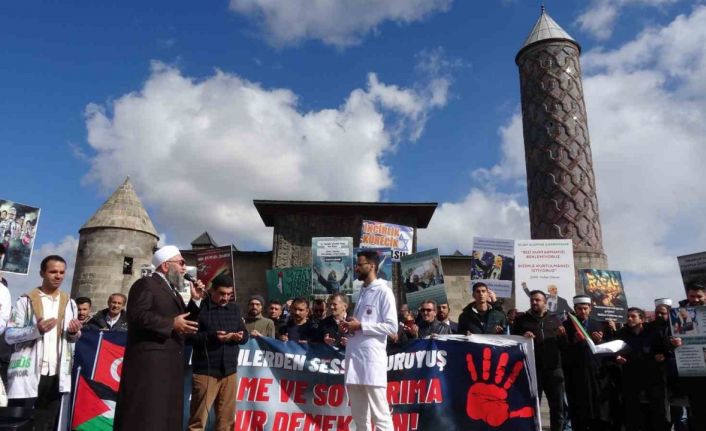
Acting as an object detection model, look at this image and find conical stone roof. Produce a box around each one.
[81,177,159,238]
[518,7,579,59]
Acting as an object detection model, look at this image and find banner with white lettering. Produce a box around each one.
[360,220,414,262]
[235,335,540,431]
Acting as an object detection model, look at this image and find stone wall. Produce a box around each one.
[233,251,272,315]
[71,228,157,308]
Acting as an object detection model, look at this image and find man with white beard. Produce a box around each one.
[114,245,204,431]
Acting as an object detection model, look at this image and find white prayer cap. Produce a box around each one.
[654,298,673,307]
[152,245,181,267]
[573,295,592,305]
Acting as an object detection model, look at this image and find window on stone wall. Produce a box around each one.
[123,257,134,275]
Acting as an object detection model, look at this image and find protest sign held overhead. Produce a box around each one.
[678,251,706,291]
[578,269,628,322]
[0,199,40,275]
[311,237,353,295]
[401,248,448,312]
[515,240,575,315]
[266,267,312,303]
[470,237,515,298]
[195,246,234,289]
[360,220,413,262]
[670,306,706,377]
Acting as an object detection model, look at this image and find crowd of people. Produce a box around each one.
[0,244,704,431]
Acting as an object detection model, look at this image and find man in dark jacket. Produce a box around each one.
[86,293,129,331]
[458,282,507,335]
[512,289,566,431]
[114,245,202,431]
[562,295,617,431]
[188,273,249,431]
[417,300,451,338]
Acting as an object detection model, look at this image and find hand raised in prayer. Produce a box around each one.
[37,317,58,334]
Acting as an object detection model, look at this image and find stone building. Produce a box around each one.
[71,178,159,307]
[516,8,609,285]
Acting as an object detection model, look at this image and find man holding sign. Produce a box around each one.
[341,250,397,431]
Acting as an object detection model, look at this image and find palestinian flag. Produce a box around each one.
[71,375,115,431]
[568,313,598,353]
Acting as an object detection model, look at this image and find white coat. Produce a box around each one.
[344,278,397,387]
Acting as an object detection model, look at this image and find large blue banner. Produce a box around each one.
[71,332,540,431]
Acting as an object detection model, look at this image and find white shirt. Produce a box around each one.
[106,313,120,328]
[344,278,397,387]
[38,291,61,376]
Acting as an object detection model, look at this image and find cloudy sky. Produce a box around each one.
[2,0,704,308]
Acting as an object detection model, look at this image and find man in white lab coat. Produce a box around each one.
[341,250,397,431]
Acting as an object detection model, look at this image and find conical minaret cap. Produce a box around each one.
[516,6,580,63]
[80,177,159,238]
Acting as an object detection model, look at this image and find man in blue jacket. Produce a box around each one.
[187,273,249,431]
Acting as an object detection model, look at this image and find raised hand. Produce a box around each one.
[465,347,535,427]
[37,317,58,334]
[173,313,198,335]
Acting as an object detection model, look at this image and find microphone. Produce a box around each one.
[184,273,197,284]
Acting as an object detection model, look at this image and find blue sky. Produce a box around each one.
[2,0,705,307]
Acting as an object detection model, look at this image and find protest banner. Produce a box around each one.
[401,249,448,312]
[470,237,515,298]
[266,267,312,302]
[195,246,234,289]
[0,199,40,275]
[677,251,706,290]
[515,240,575,315]
[359,220,414,262]
[670,305,706,377]
[578,269,628,322]
[351,247,393,303]
[312,237,354,295]
[71,332,541,431]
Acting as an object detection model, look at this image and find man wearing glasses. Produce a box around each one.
[340,250,397,431]
[416,300,451,338]
[115,245,204,431]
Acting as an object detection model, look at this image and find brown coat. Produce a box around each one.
[114,273,186,431]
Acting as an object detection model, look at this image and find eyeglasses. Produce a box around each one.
[166,259,186,266]
[356,261,371,267]
[420,308,434,312]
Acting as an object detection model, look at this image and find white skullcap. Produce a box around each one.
[654,298,673,307]
[152,245,181,267]
[573,295,592,305]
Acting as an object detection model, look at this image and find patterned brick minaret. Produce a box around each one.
[516,7,608,277]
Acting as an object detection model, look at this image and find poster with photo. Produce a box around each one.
[515,240,575,316]
[351,247,393,303]
[195,246,234,290]
[266,267,312,303]
[0,199,40,275]
[678,251,706,291]
[360,220,413,262]
[470,237,515,298]
[311,237,353,295]
[578,269,628,322]
[670,306,706,377]
[401,248,448,312]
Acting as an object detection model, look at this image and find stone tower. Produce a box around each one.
[71,178,159,306]
[515,8,608,275]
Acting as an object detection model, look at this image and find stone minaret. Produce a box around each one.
[71,178,159,306]
[516,8,608,277]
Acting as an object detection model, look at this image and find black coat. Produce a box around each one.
[457,303,507,335]
[562,317,615,426]
[114,273,195,431]
[189,299,249,377]
[512,310,565,371]
[86,308,129,332]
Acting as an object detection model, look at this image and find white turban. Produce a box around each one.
[573,295,592,305]
[654,298,673,307]
[152,245,181,267]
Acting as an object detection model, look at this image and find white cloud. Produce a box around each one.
[418,188,529,254]
[3,236,79,301]
[84,60,450,249]
[576,0,679,41]
[428,5,706,309]
[228,0,451,48]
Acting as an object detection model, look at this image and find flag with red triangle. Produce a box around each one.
[71,375,113,431]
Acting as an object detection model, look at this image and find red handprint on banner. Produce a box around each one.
[465,347,534,427]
